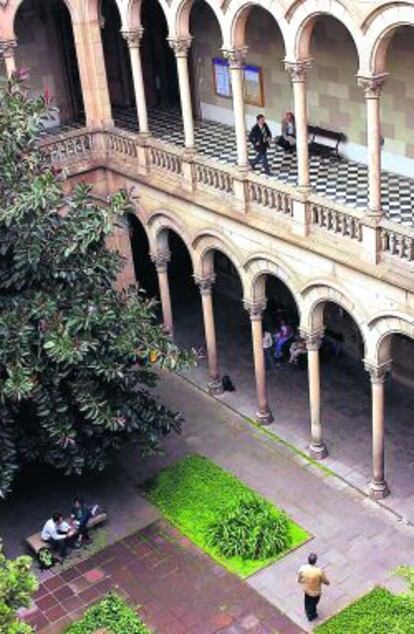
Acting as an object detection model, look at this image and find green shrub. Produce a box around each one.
[316,587,414,634]
[65,593,151,634]
[208,494,291,560]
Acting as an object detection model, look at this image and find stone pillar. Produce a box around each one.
[358,75,387,216]
[245,300,273,425]
[111,216,136,291]
[169,38,194,150]
[0,39,17,78]
[285,60,312,190]
[223,47,249,168]
[72,19,113,128]
[151,252,173,336]
[303,330,328,459]
[121,29,149,135]
[196,275,223,395]
[365,361,391,499]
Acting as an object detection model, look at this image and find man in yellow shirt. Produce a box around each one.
[298,553,330,621]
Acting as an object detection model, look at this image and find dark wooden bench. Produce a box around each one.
[26,512,107,555]
[308,125,346,160]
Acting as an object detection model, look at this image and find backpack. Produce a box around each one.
[222,375,235,392]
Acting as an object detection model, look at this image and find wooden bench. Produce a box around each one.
[308,125,346,160]
[26,512,107,555]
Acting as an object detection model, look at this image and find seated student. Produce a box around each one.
[277,112,296,152]
[70,498,93,545]
[41,512,75,559]
[289,337,307,365]
[274,321,294,360]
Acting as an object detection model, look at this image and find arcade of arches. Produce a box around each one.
[1,0,414,514]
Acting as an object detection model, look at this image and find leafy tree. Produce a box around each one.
[0,73,193,497]
[0,540,38,634]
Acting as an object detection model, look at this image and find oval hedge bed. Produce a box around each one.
[144,454,309,578]
[65,593,151,634]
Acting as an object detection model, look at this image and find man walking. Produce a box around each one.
[298,553,330,621]
[249,114,272,175]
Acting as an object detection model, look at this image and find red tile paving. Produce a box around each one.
[24,520,304,633]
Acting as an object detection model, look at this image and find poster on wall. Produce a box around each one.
[244,64,264,107]
[212,58,231,98]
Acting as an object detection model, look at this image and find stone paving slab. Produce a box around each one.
[22,520,303,634]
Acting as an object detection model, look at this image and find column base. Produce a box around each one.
[309,442,328,460]
[369,479,390,500]
[208,379,223,396]
[256,409,274,426]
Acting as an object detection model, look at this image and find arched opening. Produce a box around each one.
[128,213,158,296]
[14,0,84,128]
[305,16,366,207]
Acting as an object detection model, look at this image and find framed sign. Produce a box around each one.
[244,64,264,107]
[212,57,231,98]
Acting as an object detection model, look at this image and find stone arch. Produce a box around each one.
[287,0,363,66]
[192,230,247,293]
[8,0,79,36]
[362,3,414,75]
[225,0,288,50]
[300,281,368,349]
[243,253,303,309]
[148,210,196,269]
[365,313,414,366]
[171,0,225,41]
[121,0,171,31]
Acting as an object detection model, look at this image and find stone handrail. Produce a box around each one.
[380,220,414,262]
[107,128,140,159]
[39,128,96,164]
[247,174,293,215]
[309,195,363,241]
[194,156,234,194]
[147,140,182,175]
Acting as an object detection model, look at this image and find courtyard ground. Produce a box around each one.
[2,372,414,632]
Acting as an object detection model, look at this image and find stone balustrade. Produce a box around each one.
[247,175,293,215]
[194,158,234,195]
[309,197,363,242]
[380,220,414,262]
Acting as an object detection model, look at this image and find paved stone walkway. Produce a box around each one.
[22,521,303,634]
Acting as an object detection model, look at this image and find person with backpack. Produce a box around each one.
[249,114,272,175]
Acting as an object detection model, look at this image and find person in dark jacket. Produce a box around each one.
[70,498,92,544]
[249,114,272,175]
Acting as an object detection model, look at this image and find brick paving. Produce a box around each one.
[22,521,303,634]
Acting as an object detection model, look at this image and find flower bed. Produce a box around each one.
[65,593,151,634]
[145,454,309,577]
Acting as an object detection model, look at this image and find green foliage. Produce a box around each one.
[315,587,414,634]
[396,565,414,596]
[65,593,151,634]
[0,540,38,634]
[145,454,308,577]
[0,74,194,496]
[37,547,54,570]
[208,494,291,560]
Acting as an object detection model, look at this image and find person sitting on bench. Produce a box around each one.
[70,497,93,545]
[277,112,296,152]
[41,512,76,559]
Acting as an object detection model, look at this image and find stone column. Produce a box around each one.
[169,37,194,150]
[196,275,223,395]
[151,252,173,336]
[0,39,17,78]
[72,19,113,128]
[303,330,328,459]
[358,75,387,216]
[245,300,273,425]
[285,60,312,189]
[223,47,249,168]
[365,361,391,499]
[121,29,149,135]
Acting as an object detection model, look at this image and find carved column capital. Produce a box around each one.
[121,28,144,48]
[0,39,17,59]
[284,59,312,83]
[151,251,171,272]
[222,46,248,69]
[357,74,387,99]
[195,274,216,295]
[168,37,192,58]
[243,299,266,320]
[301,329,324,351]
[364,360,392,384]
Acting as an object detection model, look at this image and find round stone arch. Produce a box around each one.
[147,210,196,269]
[121,0,171,31]
[365,313,414,367]
[192,230,248,294]
[171,0,225,41]
[300,281,369,347]
[7,0,79,36]
[362,3,414,75]
[286,0,363,65]
[224,0,288,50]
[242,253,303,311]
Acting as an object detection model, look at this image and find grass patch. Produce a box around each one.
[144,454,309,578]
[315,587,414,633]
[65,593,151,633]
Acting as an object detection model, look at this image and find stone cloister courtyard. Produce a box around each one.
[2,370,414,632]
